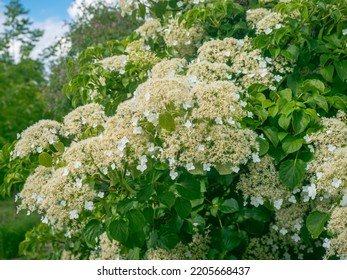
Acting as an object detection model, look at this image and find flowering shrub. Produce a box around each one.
[1,0,347,260]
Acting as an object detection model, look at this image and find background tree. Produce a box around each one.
[42,2,139,120]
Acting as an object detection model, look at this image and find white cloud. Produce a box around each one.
[31,18,69,59]
[68,0,118,20]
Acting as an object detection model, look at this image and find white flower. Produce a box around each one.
[74,161,82,169]
[62,168,69,177]
[48,137,54,144]
[169,158,176,166]
[250,196,264,207]
[84,201,94,211]
[170,170,178,180]
[232,166,240,173]
[136,163,147,172]
[332,178,342,188]
[184,120,193,128]
[303,135,311,143]
[302,183,317,201]
[133,126,143,134]
[328,144,337,152]
[60,200,66,207]
[186,162,195,171]
[36,146,43,153]
[264,28,272,35]
[322,238,331,249]
[215,117,223,125]
[247,111,253,118]
[102,167,108,175]
[274,75,282,82]
[294,223,302,231]
[252,153,261,163]
[75,178,83,188]
[118,136,129,151]
[274,199,283,210]
[97,192,105,198]
[308,145,314,153]
[226,117,235,125]
[340,195,347,206]
[69,210,79,220]
[198,144,205,151]
[288,195,297,204]
[291,233,300,242]
[275,23,282,29]
[111,163,116,170]
[279,228,288,235]
[41,216,49,224]
[343,29,347,36]
[316,172,323,180]
[240,101,247,107]
[203,163,211,172]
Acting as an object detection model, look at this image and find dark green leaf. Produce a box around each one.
[126,209,145,232]
[158,230,180,249]
[320,65,334,83]
[176,178,202,200]
[306,211,329,239]
[279,159,306,189]
[175,197,192,218]
[108,220,128,243]
[278,114,291,130]
[221,227,244,251]
[158,192,176,209]
[300,79,325,93]
[292,110,310,134]
[334,60,347,81]
[220,198,239,214]
[262,127,279,147]
[282,135,304,154]
[83,219,103,248]
[257,137,269,156]
[38,152,52,167]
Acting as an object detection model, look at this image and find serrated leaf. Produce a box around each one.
[176,179,201,200]
[320,65,334,83]
[220,198,239,214]
[262,126,279,147]
[39,152,52,167]
[282,135,304,154]
[279,159,306,189]
[334,60,347,82]
[158,192,176,209]
[278,114,292,130]
[126,209,145,232]
[292,110,310,134]
[313,94,329,112]
[300,79,325,93]
[257,137,269,156]
[306,211,329,239]
[108,220,128,243]
[175,197,192,218]
[158,230,180,249]
[83,220,103,248]
[159,112,176,132]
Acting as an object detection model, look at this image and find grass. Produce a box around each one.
[0,196,39,259]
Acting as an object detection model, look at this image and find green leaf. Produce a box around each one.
[83,219,103,248]
[137,185,154,203]
[175,197,192,218]
[158,192,176,209]
[292,110,310,134]
[300,79,325,93]
[262,127,279,147]
[176,178,201,200]
[279,159,306,189]
[257,137,269,156]
[306,211,329,239]
[53,142,65,153]
[320,65,334,83]
[158,230,180,249]
[248,83,268,94]
[220,227,244,251]
[158,112,176,132]
[334,60,347,81]
[278,114,292,130]
[38,152,52,168]
[310,94,328,113]
[154,1,167,18]
[108,220,128,243]
[220,198,239,214]
[282,135,304,154]
[126,209,145,232]
[215,162,233,175]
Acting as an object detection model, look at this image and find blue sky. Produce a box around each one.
[1,0,73,21]
[0,0,118,60]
